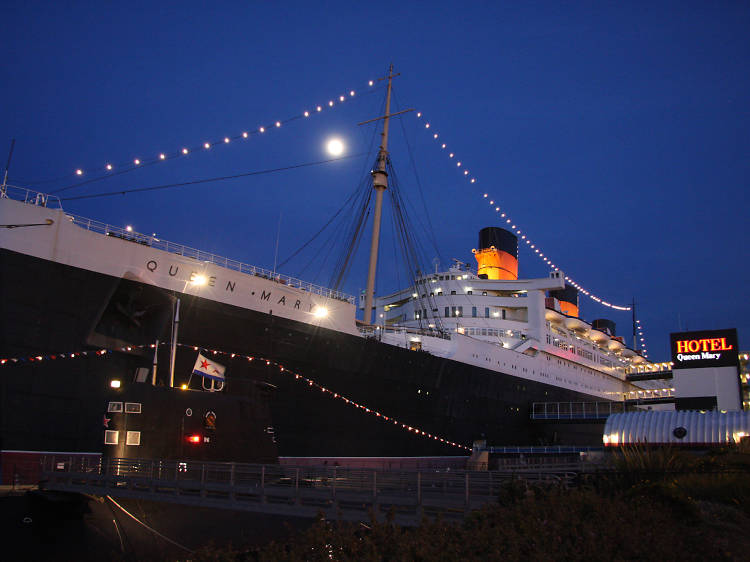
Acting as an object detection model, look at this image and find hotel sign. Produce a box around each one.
[670,329,739,370]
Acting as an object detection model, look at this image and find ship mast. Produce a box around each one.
[359,64,413,323]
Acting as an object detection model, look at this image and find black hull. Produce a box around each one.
[0,249,604,458]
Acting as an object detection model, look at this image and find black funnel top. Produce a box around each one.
[549,284,579,306]
[478,227,517,258]
[592,319,616,337]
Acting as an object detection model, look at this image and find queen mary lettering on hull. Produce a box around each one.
[0,66,663,462]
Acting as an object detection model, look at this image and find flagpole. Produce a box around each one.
[169,299,180,388]
[152,339,159,385]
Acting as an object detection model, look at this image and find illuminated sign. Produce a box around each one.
[670,329,739,370]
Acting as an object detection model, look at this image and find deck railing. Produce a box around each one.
[531,401,626,420]
[2,185,354,303]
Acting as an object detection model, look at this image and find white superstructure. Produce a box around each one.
[361,263,669,402]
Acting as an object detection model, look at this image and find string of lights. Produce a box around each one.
[413,111,632,312]
[0,342,470,451]
[635,319,649,359]
[66,78,382,183]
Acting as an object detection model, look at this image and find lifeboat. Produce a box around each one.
[631,355,647,365]
[607,339,624,352]
[620,348,637,358]
[564,317,588,332]
[589,329,611,345]
[545,309,565,324]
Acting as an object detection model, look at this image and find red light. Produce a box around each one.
[188,434,201,444]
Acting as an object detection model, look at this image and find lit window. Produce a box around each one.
[125,402,142,414]
[107,402,123,413]
[126,431,141,446]
[104,430,119,445]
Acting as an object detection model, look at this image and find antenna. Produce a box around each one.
[1,139,16,196]
[273,211,282,274]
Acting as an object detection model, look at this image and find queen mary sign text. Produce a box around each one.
[671,329,740,370]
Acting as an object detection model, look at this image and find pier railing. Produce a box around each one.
[531,401,626,420]
[2,185,354,303]
[39,456,576,525]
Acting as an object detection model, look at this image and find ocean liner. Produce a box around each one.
[0,68,664,462]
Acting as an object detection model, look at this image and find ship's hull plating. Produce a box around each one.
[0,249,604,457]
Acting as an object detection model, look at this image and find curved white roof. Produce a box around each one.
[603,410,750,446]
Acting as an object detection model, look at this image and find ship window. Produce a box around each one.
[482,329,487,336]
[456,306,463,316]
[125,402,142,414]
[126,431,141,446]
[502,310,506,319]
[107,402,123,413]
[485,307,490,318]
[472,307,477,318]
[444,307,449,317]
[104,430,119,445]
[482,292,487,296]
[451,290,456,295]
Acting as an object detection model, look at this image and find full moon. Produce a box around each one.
[326,138,344,156]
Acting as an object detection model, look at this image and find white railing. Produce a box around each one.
[3,186,354,303]
[1,184,63,208]
[359,324,452,341]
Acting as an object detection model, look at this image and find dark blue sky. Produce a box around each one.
[3,1,749,359]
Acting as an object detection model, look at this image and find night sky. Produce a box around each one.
[3,1,749,360]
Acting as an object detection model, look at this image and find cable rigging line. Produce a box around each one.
[59,154,366,202]
[393,92,444,266]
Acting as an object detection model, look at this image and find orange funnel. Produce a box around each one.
[472,227,518,280]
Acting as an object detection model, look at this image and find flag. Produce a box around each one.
[192,352,226,381]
